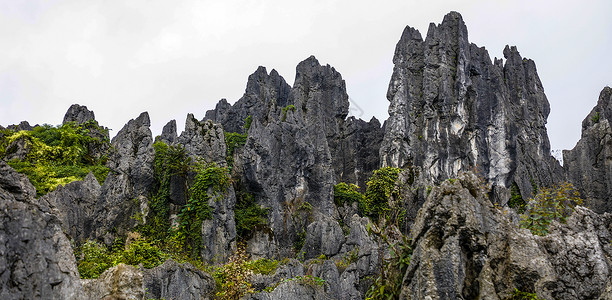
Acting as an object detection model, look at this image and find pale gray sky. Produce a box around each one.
[1,0,610,152]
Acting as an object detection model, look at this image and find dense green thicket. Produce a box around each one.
[0,121,110,196]
[234,188,269,241]
[76,237,168,279]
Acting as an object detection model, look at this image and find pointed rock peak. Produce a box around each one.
[399,26,423,43]
[369,116,381,127]
[135,111,151,127]
[442,11,465,24]
[503,45,521,59]
[583,86,612,129]
[63,104,96,125]
[159,119,177,144]
[300,55,320,67]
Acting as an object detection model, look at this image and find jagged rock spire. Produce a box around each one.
[380,11,563,201]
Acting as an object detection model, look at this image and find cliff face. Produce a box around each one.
[2,10,612,300]
[380,12,563,201]
[564,86,612,213]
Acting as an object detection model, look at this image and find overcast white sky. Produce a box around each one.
[1,0,610,152]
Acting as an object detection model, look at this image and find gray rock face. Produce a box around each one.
[201,188,237,264]
[564,86,612,213]
[143,259,215,300]
[302,218,345,260]
[159,119,178,144]
[401,171,612,300]
[81,264,143,300]
[177,114,227,166]
[380,11,563,203]
[0,162,84,300]
[334,116,384,190]
[90,112,155,245]
[204,66,291,133]
[41,173,101,245]
[63,104,96,125]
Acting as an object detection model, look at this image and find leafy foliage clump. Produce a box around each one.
[520,182,583,236]
[281,105,296,121]
[333,182,364,207]
[506,288,542,300]
[212,245,254,300]
[508,182,526,213]
[225,132,247,167]
[175,164,230,258]
[362,167,402,222]
[76,236,168,279]
[234,189,269,241]
[0,121,110,196]
[142,141,192,241]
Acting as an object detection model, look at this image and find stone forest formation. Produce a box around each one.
[1,11,611,300]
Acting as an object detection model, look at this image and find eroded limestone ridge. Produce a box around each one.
[564,86,612,213]
[380,11,563,201]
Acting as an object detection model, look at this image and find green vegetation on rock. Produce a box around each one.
[0,121,110,196]
[520,182,583,236]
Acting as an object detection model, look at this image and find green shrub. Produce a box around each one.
[362,167,401,222]
[234,190,269,241]
[333,182,364,207]
[76,241,114,279]
[506,288,542,300]
[520,182,583,236]
[212,245,254,300]
[281,105,296,122]
[121,237,168,268]
[1,122,110,196]
[245,258,279,275]
[591,111,601,124]
[508,182,526,213]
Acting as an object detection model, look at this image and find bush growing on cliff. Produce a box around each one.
[333,182,364,207]
[175,163,230,258]
[362,167,402,222]
[0,121,110,196]
[520,182,583,236]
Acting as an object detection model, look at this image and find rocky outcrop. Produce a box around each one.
[63,104,96,125]
[158,119,178,144]
[82,264,143,300]
[82,261,216,300]
[401,171,612,300]
[380,11,563,203]
[143,259,215,300]
[0,162,84,299]
[90,112,155,245]
[41,173,101,245]
[204,66,291,133]
[177,114,227,166]
[564,86,612,214]
[201,187,237,264]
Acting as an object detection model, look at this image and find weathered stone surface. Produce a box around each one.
[380,11,563,204]
[81,264,143,300]
[143,259,215,300]
[334,116,384,190]
[63,104,96,125]
[41,173,101,245]
[201,188,237,264]
[564,86,612,213]
[302,218,345,259]
[159,119,178,145]
[401,171,612,300]
[90,112,155,245]
[0,162,84,300]
[177,114,227,166]
[248,279,334,300]
[204,66,291,133]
